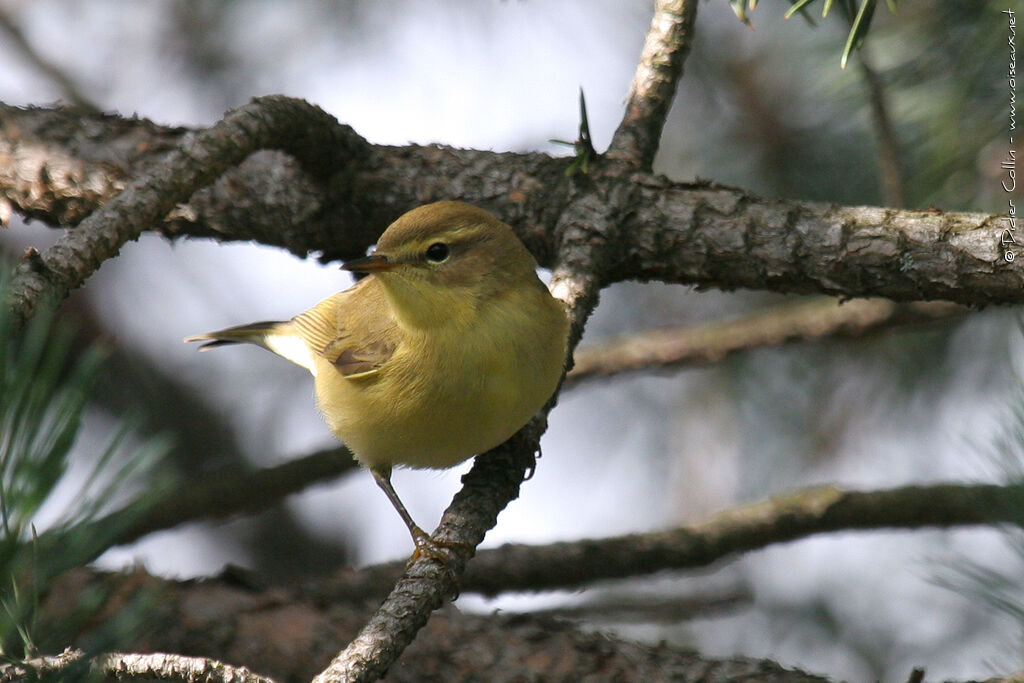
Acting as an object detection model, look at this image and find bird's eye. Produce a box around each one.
[425,242,450,263]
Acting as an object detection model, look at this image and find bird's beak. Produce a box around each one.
[341,253,394,273]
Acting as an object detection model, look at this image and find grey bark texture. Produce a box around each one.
[1,103,1014,309]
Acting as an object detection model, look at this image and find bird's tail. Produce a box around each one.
[184,321,284,351]
[185,320,316,373]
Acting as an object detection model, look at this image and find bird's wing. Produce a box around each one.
[290,277,399,379]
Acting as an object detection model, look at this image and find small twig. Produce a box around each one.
[0,648,279,683]
[0,8,100,113]
[33,445,357,577]
[858,51,906,207]
[7,95,363,327]
[606,0,700,168]
[566,298,967,388]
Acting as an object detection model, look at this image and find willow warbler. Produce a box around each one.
[186,201,569,557]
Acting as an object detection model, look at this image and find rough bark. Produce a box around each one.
[1,104,1014,308]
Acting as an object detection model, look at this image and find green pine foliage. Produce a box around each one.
[730,0,898,67]
[0,270,165,659]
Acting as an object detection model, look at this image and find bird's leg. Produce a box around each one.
[370,466,467,566]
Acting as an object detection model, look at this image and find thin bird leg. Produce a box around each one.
[370,466,429,544]
[370,466,466,565]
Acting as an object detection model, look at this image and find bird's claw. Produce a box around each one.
[407,526,469,564]
[406,526,471,597]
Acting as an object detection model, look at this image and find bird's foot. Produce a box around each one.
[406,526,471,598]
[407,525,470,566]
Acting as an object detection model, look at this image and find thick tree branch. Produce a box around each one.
[566,298,966,387]
[6,95,364,326]
[611,183,1016,305]
[0,105,186,227]
[1,103,1012,307]
[607,0,700,168]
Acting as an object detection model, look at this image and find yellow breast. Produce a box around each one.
[312,284,567,470]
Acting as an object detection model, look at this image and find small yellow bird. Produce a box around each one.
[186,201,569,557]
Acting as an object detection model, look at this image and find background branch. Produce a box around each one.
[566,298,966,387]
[307,482,1024,602]
[524,588,752,623]
[34,446,357,579]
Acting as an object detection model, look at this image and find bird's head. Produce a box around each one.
[341,201,542,330]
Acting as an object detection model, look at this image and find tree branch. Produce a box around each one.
[607,0,700,168]
[0,649,279,683]
[610,182,1016,305]
[307,482,1024,602]
[566,298,966,387]
[6,95,364,326]
[462,482,1024,596]
[525,587,752,623]
[1,104,1012,307]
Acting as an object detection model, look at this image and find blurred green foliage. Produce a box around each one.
[0,270,166,659]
